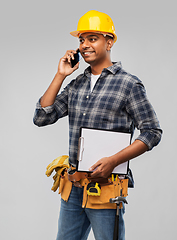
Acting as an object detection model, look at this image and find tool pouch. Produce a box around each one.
[82,178,128,209]
[58,171,72,202]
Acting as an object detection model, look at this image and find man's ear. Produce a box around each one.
[106,38,114,51]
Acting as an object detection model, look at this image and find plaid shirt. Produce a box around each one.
[33,62,162,166]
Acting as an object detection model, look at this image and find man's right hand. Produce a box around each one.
[57,50,79,78]
[40,49,80,108]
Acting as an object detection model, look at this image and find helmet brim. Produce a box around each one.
[70,30,117,43]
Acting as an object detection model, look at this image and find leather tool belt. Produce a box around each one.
[67,167,88,187]
[66,166,128,209]
[67,167,114,188]
[46,155,129,209]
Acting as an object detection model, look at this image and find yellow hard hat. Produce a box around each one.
[70,10,117,43]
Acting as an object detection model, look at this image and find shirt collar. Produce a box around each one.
[107,62,122,74]
[84,62,122,77]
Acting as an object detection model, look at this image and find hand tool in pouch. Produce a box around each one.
[110,196,128,240]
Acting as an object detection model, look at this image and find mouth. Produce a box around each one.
[82,51,95,56]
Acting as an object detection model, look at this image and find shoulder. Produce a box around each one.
[109,62,143,86]
[68,65,91,88]
[63,70,88,94]
[118,67,143,86]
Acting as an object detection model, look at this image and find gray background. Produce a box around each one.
[0,0,176,239]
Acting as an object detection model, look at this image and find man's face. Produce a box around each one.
[79,32,111,66]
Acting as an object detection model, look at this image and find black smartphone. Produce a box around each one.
[71,49,82,68]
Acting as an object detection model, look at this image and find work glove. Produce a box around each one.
[46,155,69,176]
[46,155,70,192]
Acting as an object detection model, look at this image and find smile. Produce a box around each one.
[83,51,94,56]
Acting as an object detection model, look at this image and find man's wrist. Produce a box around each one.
[55,71,67,81]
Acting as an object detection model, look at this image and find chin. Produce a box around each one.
[84,57,96,65]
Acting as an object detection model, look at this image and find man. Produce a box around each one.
[33,10,162,240]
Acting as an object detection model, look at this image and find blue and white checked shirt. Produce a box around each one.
[33,62,162,166]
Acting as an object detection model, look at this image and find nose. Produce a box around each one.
[81,38,90,49]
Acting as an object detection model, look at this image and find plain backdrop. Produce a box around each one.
[0,0,176,239]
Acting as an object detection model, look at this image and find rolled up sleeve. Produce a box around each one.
[33,87,69,127]
[126,81,162,150]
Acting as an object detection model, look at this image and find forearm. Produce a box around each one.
[40,72,66,108]
[40,49,79,108]
[90,140,148,178]
[110,139,149,167]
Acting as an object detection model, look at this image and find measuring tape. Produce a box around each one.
[86,182,101,196]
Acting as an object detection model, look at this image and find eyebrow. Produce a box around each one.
[79,34,99,39]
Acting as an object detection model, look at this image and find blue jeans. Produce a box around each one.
[56,186,125,240]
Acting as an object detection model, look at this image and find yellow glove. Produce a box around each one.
[45,155,70,192]
[51,167,66,192]
[46,155,69,177]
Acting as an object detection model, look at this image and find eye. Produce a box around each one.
[79,38,84,44]
[89,37,97,42]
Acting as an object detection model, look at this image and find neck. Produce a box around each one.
[90,60,113,75]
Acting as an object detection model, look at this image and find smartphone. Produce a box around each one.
[71,49,82,68]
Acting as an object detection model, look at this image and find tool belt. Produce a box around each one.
[67,167,88,188]
[67,167,128,209]
[67,166,114,187]
[46,155,128,209]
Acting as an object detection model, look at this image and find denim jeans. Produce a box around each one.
[56,185,125,240]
